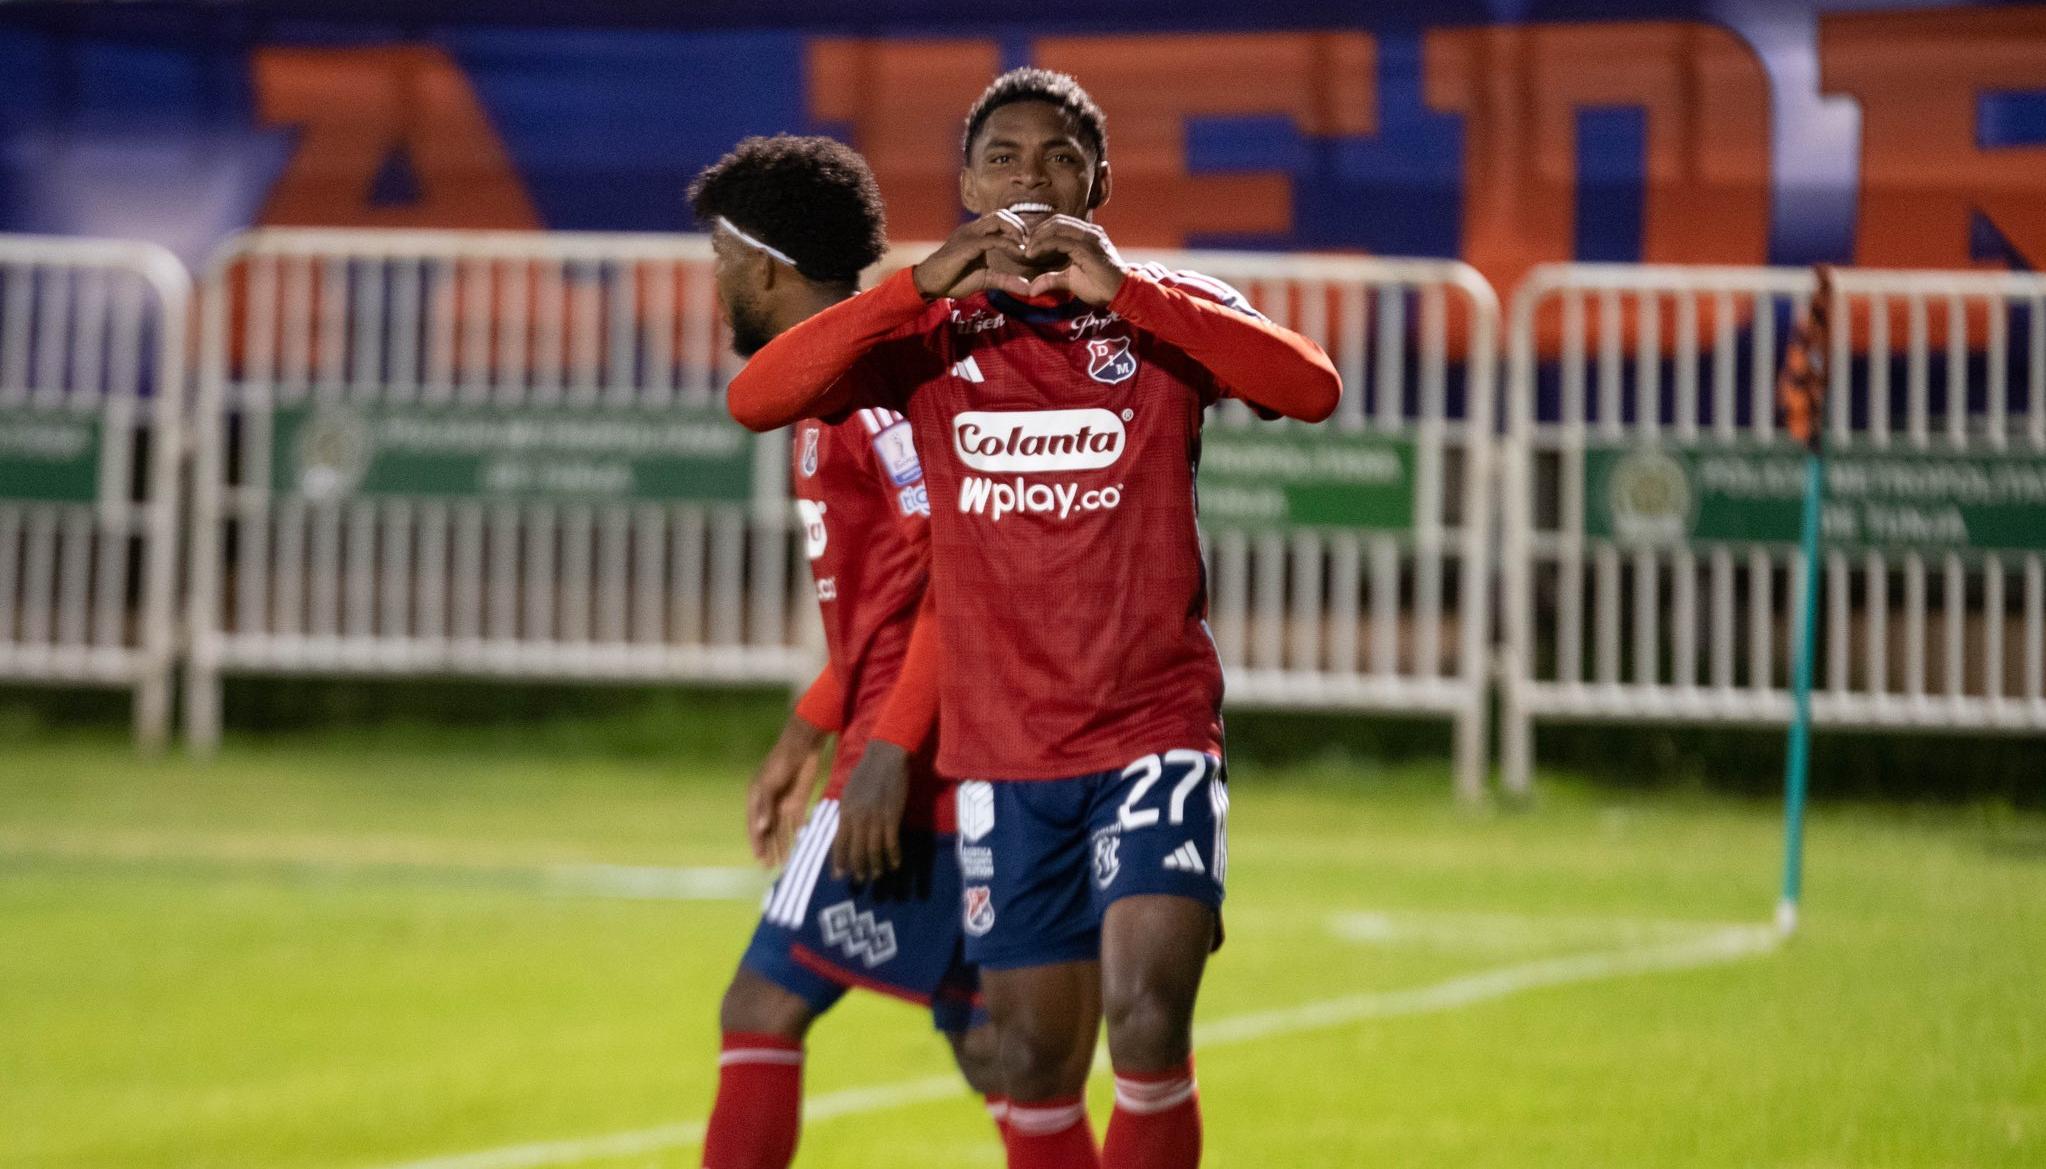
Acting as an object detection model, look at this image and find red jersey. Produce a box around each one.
[790,406,951,826]
[821,265,1302,780]
[731,262,1340,782]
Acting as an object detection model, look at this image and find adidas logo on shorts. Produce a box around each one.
[1162,842,1205,875]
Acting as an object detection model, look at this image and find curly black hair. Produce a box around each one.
[688,135,887,288]
[961,68,1108,162]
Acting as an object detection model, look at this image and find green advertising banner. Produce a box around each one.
[0,408,101,504]
[1585,443,2046,553]
[271,403,755,505]
[1199,428,1416,532]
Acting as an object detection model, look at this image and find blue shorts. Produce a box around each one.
[955,749,1229,971]
[740,799,982,1033]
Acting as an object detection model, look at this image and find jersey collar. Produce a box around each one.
[985,288,1095,324]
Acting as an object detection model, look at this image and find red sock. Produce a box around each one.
[701,1032,804,1169]
[986,1094,1012,1140]
[1003,1094,1100,1169]
[1101,1061,1201,1169]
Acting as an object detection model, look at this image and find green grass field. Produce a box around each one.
[2,724,2042,1169]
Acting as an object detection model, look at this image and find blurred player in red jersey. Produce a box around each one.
[724,74,1341,1169]
[689,135,1014,1169]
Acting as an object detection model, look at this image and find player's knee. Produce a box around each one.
[996,1032,1070,1102]
[994,1017,1087,1101]
[1103,982,1195,1070]
[718,971,813,1040]
[947,1025,1004,1098]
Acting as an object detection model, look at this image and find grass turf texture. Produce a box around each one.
[2,726,2041,1168]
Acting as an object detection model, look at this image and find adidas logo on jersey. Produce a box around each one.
[1162,842,1206,875]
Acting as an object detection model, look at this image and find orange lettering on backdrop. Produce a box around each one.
[254,46,541,229]
[1030,33,1375,248]
[808,40,1003,244]
[1822,6,2046,271]
[1425,21,1771,317]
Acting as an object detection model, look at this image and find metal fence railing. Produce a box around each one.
[0,235,189,748]
[1502,263,2046,794]
[28,220,2040,800]
[185,229,806,751]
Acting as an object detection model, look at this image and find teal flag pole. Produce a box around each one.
[1777,451,1824,935]
[1777,265,1833,937]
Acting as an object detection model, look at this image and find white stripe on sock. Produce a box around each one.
[1005,1100,1087,1137]
[1113,1076,1196,1114]
[717,1049,804,1068]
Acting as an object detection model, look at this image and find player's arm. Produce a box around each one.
[1108,272,1341,422]
[831,586,939,883]
[725,215,1029,432]
[745,666,840,868]
[830,414,937,882]
[1023,215,1343,422]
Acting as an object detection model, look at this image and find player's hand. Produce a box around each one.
[831,740,911,883]
[912,213,1033,301]
[746,716,828,868]
[1022,215,1129,307]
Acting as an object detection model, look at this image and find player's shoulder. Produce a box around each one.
[1128,262,1266,320]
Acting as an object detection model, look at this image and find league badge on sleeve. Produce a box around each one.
[872,420,923,487]
[1085,336,1138,385]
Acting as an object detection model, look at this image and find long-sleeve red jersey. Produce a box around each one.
[788,404,952,828]
[733,263,1341,780]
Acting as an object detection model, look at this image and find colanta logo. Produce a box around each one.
[952,409,1126,474]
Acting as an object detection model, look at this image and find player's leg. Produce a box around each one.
[1088,751,1228,1169]
[930,840,1062,1142]
[704,971,829,1169]
[1097,897,1213,1169]
[958,779,1107,1169]
[703,805,849,1169]
[981,961,1103,1168]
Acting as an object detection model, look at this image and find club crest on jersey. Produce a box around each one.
[1085,336,1138,385]
[963,885,996,936]
[799,428,819,478]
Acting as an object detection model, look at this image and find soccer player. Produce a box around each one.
[689,134,1007,1169]
[725,72,1341,1169]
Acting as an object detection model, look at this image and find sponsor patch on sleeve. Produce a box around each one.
[873,421,923,488]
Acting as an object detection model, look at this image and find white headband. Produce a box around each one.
[716,216,801,270]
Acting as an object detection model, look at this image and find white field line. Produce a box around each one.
[1322,908,1758,953]
[0,838,765,902]
[357,922,1779,1169]
[541,864,761,901]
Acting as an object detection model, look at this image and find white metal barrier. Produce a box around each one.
[0,235,188,748]
[1502,263,2046,793]
[185,229,806,751]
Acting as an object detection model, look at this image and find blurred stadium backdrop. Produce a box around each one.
[0,2,2043,1168]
